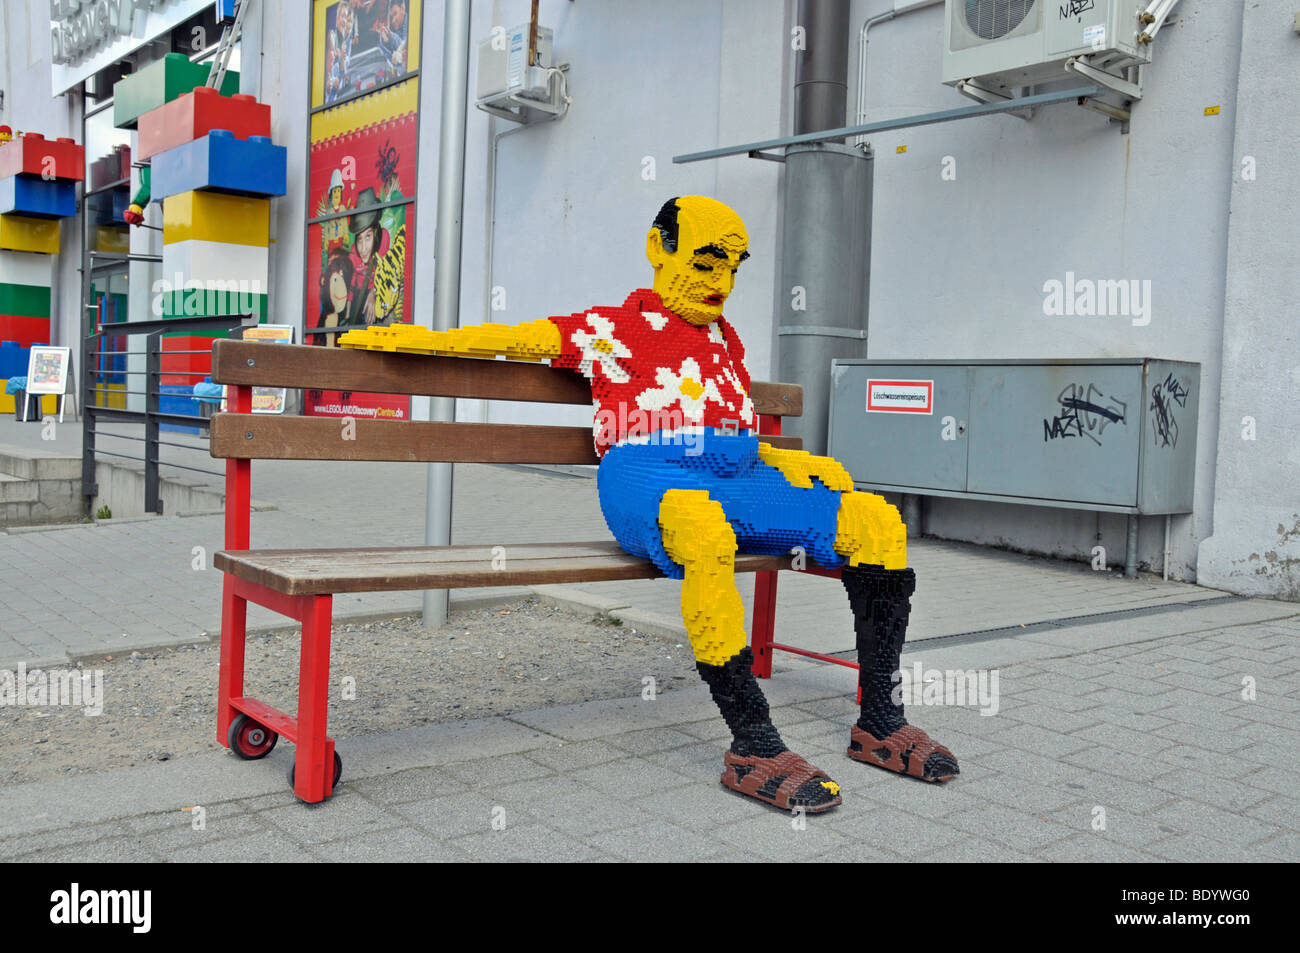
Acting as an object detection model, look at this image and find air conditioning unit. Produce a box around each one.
[943,0,1152,96]
[475,23,569,124]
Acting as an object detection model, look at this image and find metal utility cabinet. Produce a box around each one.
[828,359,1200,515]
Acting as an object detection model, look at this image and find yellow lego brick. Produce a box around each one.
[93,381,126,410]
[658,489,746,666]
[756,442,854,492]
[162,190,270,247]
[95,226,130,254]
[0,214,60,254]
[835,491,907,570]
[339,320,561,361]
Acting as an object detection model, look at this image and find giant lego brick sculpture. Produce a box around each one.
[340,196,959,813]
[0,131,83,415]
[125,79,286,427]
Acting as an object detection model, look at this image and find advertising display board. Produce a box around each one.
[304,2,421,421]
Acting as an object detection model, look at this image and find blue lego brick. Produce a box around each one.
[0,175,77,218]
[0,342,31,378]
[160,384,202,435]
[151,130,287,200]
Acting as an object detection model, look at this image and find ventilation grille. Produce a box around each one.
[964,0,1036,40]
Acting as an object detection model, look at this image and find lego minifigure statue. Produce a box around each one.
[341,196,958,813]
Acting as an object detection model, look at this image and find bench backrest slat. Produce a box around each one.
[210,340,803,417]
[210,415,803,461]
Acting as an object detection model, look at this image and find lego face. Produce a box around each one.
[330,186,342,207]
[646,196,749,326]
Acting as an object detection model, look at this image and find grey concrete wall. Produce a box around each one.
[1196,1,1300,599]
[450,0,790,430]
[843,0,1251,584]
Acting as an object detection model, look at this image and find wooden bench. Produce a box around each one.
[209,338,847,803]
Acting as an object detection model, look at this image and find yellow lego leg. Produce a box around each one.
[833,490,908,569]
[657,489,746,666]
[660,488,844,811]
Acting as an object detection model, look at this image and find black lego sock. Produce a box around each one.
[842,564,915,739]
[696,647,787,759]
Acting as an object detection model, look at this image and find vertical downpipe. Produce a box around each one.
[423,0,472,627]
[779,0,871,456]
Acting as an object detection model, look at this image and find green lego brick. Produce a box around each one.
[113,53,240,130]
[0,283,52,318]
[158,291,268,336]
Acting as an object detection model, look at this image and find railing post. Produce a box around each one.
[81,330,98,515]
[145,331,162,515]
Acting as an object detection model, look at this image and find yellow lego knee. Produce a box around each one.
[835,491,908,570]
[658,489,746,666]
[659,489,737,565]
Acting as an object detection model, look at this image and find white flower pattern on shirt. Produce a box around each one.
[548,291,754,457]
[637,356,725,423]
[570,313,631,383]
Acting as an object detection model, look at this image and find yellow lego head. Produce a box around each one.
[646,196,749,326]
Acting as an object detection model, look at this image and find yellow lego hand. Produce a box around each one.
[338,320,562,360]
[756,443,855,492]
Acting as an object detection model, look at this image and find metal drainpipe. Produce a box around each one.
[1125,514,1139,578]
[422,0,472,628]
[778,0,870,455]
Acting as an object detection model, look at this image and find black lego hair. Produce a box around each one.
[652,197,681,253]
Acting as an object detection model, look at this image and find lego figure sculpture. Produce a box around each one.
[342,197,958,812]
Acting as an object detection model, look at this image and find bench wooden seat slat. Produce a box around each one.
[214,540,787,596]
[210,414,802,462]
[210,340,803,416]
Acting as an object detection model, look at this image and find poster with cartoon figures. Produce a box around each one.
[312,0,422,109]
[307,17,419,420]
[26,347,71,395]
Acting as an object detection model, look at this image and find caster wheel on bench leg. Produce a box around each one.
[228,714,278,759]
[288,751,343,799]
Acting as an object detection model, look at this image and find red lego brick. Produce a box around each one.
[0,133,85,182]
[161,335,214,385]
[0,314,52,348]
[137,88,272,161]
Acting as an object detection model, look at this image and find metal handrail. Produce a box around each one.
[83,313,255,514]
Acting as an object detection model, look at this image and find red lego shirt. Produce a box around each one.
[548,289,755,457]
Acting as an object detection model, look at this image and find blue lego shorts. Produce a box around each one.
[596,429,846,580]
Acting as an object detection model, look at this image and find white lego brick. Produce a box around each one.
[161,239,269,291]
[0,250,54,288]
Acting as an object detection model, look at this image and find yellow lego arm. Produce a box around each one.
[757,442,855,492]
[337,319,562,362]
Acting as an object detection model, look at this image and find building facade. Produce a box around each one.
[0,0,1295,598]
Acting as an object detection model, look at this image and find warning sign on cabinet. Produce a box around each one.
[866,379,934,414]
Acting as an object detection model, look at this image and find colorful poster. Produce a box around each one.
[26,347,71,395]
[245,325,295,414]
[306,44,419,420]
[312,0,423,109]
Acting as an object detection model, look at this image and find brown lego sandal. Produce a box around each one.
[847,724,959,782]
[721,749,843,812]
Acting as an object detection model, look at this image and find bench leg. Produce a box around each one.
[750,570,778,679]
[293,594,335,803]
[217,574,247,747]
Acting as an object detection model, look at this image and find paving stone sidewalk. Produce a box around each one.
[0,417,1226,668]
[3,599,1296,862]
